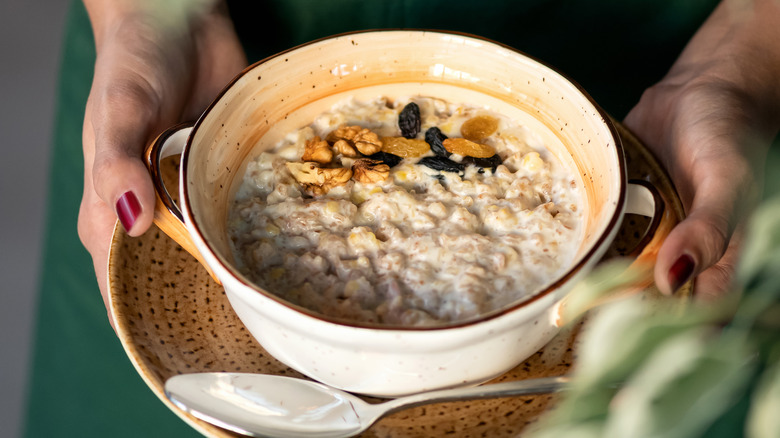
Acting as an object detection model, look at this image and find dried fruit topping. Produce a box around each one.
[417,156,465,174]
[285,162,322,184]
[368,151,403,168]
[327,125,382,155]
[319,167,353,186]
[301,136,333,164]
[398,102,421,139]
[443,137,496,158]
[425,127,450,157]
[328,125,362,143]
[462,154,503,173]
[285,162,352,195]
[381,136,430,158]
[333,139,359,158]
[353,129,382,155]
[352,158,390,184]
[460,115,499,141]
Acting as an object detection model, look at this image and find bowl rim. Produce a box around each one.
[180,28,627,332]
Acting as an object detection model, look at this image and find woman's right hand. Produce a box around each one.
[77,0,247,325]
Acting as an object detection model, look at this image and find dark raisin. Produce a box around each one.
[398,102,421,139]
[462,154,503,173]
[418,156,465,174]
[367,151,403,168]
[425,127,450,157]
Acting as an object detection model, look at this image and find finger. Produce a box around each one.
[79,137,118,329]
[692,229,742,300]
[654,168,749,294]
[80,100,125,330]
[184,10,247,119]
[89,70,163,237]
[77,190,119,331]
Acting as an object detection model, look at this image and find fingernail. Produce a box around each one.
[116,191,141,232]
[668,254,695,293]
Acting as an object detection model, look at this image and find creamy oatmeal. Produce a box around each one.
[228,96,582,326]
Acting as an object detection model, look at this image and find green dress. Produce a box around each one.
[23,1,718,436]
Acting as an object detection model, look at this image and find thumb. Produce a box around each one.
[654,167,751,295]
[89,79,164,237]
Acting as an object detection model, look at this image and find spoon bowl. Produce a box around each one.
[165,372,569,438]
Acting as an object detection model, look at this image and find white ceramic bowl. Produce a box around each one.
[145,30,670,397]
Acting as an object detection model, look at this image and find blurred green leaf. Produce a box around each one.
[561,258,634,321]
[604,330,754,438]
[526,420,604,438]
[747,357,780,438]
[574,297,709,388]
[530,195,780,438]
[737,197,780,299]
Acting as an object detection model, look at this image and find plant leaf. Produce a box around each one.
[747,360,780,438]
[604,330,754,438]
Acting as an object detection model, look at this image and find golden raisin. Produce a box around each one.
[442,137,496,158]
[460,115,499,141]
[380,136,430,158]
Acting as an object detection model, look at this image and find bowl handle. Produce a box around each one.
[555,164,681,326]
[143,123,221,284]
[623,179,677,287]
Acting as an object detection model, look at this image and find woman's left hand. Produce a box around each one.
[624,0,780,298]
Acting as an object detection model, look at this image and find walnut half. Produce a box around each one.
[327,125,383,155]
[327,125,362,143]
[352,158,390,184]
[301,136,333,164]
[333,139,359,158]
[353,129,382,155]
[286,162,352,195]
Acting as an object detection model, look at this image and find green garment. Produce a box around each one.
[230,0,719,116]
[24,1,717,436]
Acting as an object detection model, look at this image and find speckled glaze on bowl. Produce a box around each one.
[144,30,676,397]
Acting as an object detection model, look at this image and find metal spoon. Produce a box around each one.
[165,372,569,438]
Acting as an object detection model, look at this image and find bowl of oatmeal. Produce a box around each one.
[228,96,584,327]
[145,30,670,396]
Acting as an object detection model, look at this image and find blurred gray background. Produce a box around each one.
[0,0,69,437]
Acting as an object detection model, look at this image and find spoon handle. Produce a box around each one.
[379,376,570,415]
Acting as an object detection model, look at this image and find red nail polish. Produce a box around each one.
[668,254,695,293]
[116,191,141,232]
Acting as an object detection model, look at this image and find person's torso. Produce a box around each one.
[229,0,718,116]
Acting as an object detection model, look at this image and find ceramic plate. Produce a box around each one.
[108,122,687,437]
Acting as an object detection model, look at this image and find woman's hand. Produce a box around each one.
[624,0,780,297]
[77,0,246,324]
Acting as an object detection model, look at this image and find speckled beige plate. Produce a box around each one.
[109,121,688,437]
